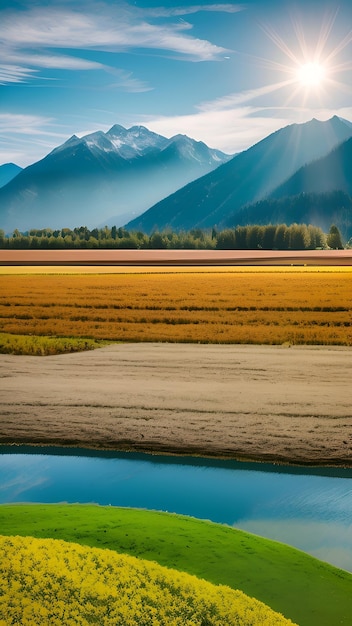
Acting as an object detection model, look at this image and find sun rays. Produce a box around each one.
[255,9,352,108]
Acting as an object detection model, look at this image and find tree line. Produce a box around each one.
[0,223,345,250]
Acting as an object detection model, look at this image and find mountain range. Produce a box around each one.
[1,116,352,239]
[0,125,230,233]
[126,116,352,238]
[225,137,352,237]
[0,163,22,189]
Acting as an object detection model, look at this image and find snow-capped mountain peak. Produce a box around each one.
[50,134,80,156]
[0,120,230,233]
[106,124,126,137]
[49,124,230,164]
[165,134,231,166]
[83,131,112,150]
[83,124,168,158]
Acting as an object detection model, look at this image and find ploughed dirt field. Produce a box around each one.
[1,343,351,466]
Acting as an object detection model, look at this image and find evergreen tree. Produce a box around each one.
[261,225,276,250]
[234,226,248,249]
[327,224,344,249]
[288,224,310,250]
[274,224,288,250]
[216,229,236,249]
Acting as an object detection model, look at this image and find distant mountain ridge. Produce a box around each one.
[224,131,352,238]
[0,125,230,233]
[227,190,352,240]
[0,163,22,188]
[126,116,352,234]
[2,116,352,238]
[270,135,352,198]
[51,124,169,160]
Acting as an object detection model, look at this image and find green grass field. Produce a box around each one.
[1,504,351,626]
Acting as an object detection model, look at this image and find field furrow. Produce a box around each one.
[1,268,351,346]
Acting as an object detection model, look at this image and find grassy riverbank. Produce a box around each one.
[1,504,351,626]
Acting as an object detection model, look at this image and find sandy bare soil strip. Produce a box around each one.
[1,249,352,266]
[1,343,351,466]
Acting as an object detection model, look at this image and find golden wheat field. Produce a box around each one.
[0,267,351,346]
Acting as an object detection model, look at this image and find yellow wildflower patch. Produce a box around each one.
[0,535,296,625]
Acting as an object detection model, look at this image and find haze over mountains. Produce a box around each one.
[0,125,230,233]
[1,116,352,239]
[227,137,352,238]
[126,116,352,238]
[227,190,352,240]
[0,163,22,189]
[271,136,352,199]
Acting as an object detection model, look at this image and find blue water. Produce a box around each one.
[0,446,351,571]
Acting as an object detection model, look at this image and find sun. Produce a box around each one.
[296,61,327,88]
[255,10,352,106]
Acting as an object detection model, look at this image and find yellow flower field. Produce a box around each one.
[0,535,296,625]
[0,267,351,346]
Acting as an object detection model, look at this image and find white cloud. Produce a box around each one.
[0,65,38,84]
[107,69,152,93]
[141,106,287,154]
[140,90,352,155]
[2,100,351,169]
[198,80,296,111]
[0,113,70,166]
[138,82,299,152]
[0,47,151,91]
[146,4,245,18]
[0,2,234,89]
[0,3,230,66]
[0,113,55,135]
[4,52,105,71]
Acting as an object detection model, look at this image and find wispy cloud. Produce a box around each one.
[0,65,38,85]
[146,4,245,18]
[198,80,296,111]
[141,84,351,154]
[140,81,295,152]
[141,106,288,154]
[0,113,70,166]
[0,113,55,136]
[3,52,105,72]
[0,1,233,88]
[107,69,153,93]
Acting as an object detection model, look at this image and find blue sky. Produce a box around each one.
[1,0,352,166]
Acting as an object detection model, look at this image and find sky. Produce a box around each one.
[1,0,352,167]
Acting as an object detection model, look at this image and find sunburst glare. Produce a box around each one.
[256,10,352,105]
[296,62,327,88]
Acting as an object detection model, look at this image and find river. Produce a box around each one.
[0,445,351,571]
